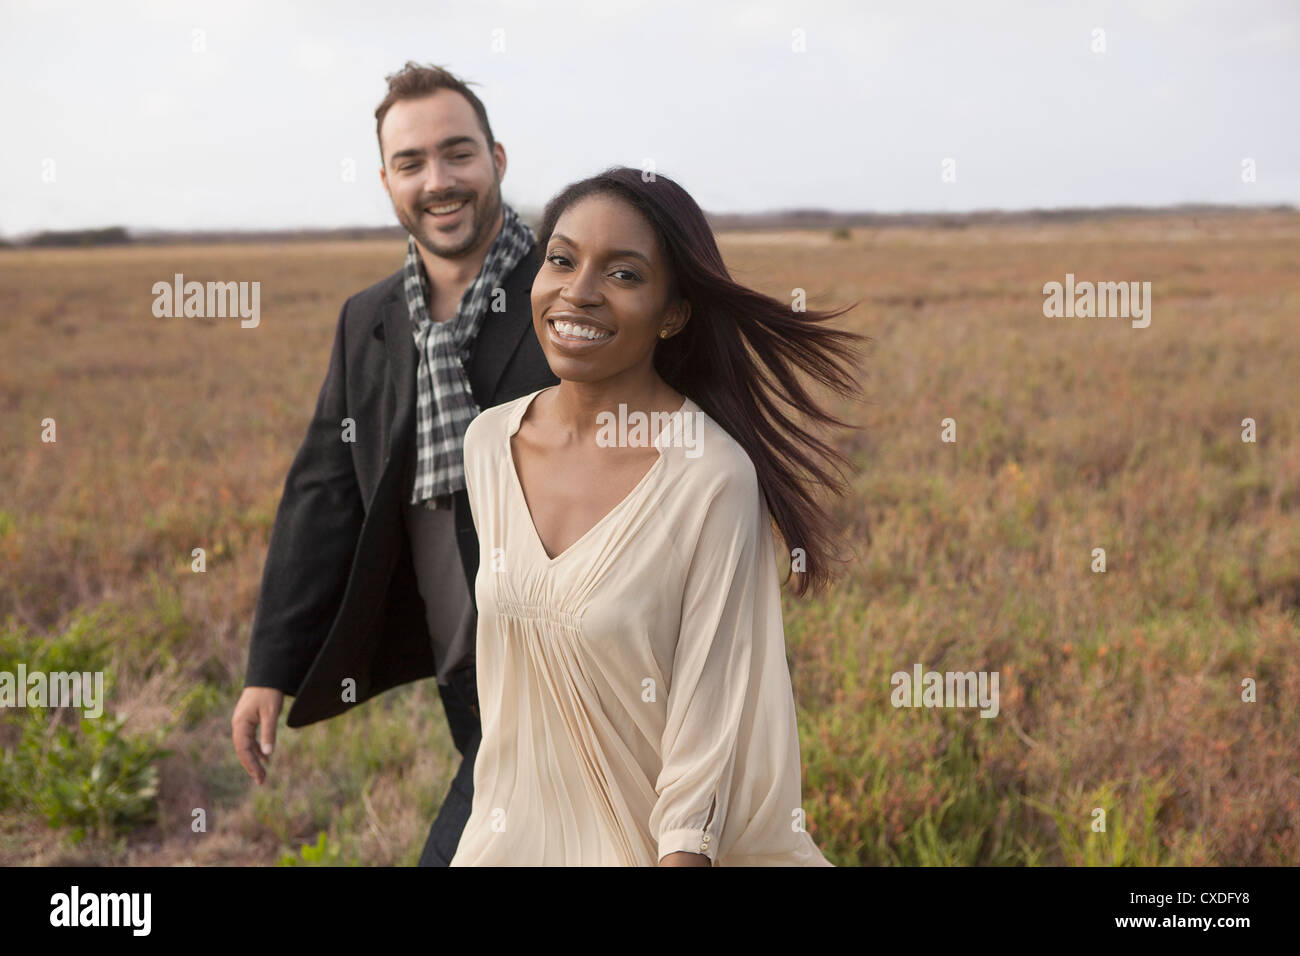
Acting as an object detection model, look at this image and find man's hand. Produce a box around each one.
[232,686,284,785]
[659,851,711,867]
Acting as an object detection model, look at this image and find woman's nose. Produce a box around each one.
[562,267,602,305]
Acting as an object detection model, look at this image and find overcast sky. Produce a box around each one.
[1,0,1296,237]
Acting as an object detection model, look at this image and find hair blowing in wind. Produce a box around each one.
[537,166,868,597]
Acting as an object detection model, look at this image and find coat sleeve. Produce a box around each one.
[648,457,765,864]
[244,299,366,695]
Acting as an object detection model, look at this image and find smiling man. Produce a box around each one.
[231,62,558,866]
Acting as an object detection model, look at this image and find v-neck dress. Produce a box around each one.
[448,386,832,866]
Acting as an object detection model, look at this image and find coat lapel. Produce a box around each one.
[375,245,541,466]
[378,290,415,466]
[466,245,542,404]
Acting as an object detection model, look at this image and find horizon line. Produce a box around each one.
[4,201,1297,245]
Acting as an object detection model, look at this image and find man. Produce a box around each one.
[231,62,558,865]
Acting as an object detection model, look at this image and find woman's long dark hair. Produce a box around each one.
[536,166,867,597]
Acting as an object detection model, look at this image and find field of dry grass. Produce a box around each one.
[2,211,1298,864]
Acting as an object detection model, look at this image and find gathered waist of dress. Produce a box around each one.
[493,597,583,633]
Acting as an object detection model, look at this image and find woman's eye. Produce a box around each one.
[544,255,639,283]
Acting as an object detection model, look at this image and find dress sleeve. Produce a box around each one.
[649,458,765,864]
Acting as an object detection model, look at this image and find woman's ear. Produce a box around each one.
[666,298,691,336]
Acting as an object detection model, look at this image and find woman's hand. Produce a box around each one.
[658,851,711,867]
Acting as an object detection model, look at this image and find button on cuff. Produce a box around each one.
[657,827,716,864]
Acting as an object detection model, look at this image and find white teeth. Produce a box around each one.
[427,200,467,215]
[553,320,611,340]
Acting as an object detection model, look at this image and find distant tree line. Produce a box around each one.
[23,227,131,247]
[1,205,1295,248]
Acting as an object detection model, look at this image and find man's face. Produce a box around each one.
[379,91,506,259]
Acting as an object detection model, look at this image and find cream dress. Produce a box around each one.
[448,386,832,866]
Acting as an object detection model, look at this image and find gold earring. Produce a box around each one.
[659,329,670,338]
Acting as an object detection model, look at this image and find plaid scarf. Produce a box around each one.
[405,202,535,507]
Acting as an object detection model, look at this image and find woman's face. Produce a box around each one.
[531,193,688,385]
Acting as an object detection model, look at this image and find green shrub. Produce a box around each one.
[12,714,170,842]
[0,608,173,842]
[278,829,343,866]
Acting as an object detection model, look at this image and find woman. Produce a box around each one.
[449,167,864,866]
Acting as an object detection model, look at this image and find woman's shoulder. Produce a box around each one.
[466,388,544,451]
[665,406,771,568]
[671,402,760,503]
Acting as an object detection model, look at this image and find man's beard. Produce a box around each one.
[400,180,502,260]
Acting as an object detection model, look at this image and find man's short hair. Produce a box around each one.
[374,61,495,164]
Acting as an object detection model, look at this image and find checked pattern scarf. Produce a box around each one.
[404,202,535,507]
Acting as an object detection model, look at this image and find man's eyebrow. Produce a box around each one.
[436,135,479,151]
[388,136,480,163]
[549,232,652,266]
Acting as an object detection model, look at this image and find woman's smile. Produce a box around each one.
[546,312,616,351]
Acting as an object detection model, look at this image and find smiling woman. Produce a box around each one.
[527,169,867,597]
[448,166,867,867]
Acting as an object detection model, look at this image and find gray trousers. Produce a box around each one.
[418,662,480,866]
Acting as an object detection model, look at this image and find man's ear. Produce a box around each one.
[493,141,507,182]
[380,166,390,198]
